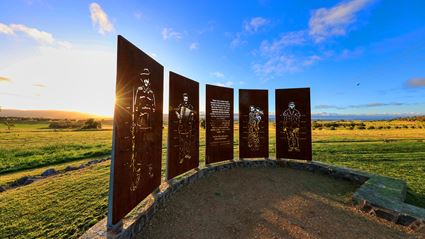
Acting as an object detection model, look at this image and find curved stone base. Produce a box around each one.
[80,159,425,239]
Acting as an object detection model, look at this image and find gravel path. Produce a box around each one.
[139,167,423,239]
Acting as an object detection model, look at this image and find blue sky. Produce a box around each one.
[0,0,424,117]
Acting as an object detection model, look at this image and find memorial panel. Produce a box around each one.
[167,72,199,179]
[275,88,312,160]
[205,84,234,164]
[109,35,164,224]
[239,89,269,159]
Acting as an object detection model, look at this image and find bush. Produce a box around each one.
[367,126,375,130]
[402,125,409,129]
[378,126,384,129]
[200,118,206,129]
[48,120,82,129]
[330,126,336,130]
[81,119,102,129]
[357,126,366,130]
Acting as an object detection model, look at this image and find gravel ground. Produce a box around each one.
[138,167,423,239]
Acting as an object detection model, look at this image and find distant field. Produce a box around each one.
[0,126,112,174]
[0,119,424,239]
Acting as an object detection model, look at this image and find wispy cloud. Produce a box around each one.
[230,16,269,48]
[260,31,306,55]
[0,23,14,35]
[309,0,373,43]
[230,33,246,48]
[315,102,407,110]
[161,28,182,40]
[189,42,199,50]
[0,76,12,83]
[32,83,46,88]
[211,72,225,79]
[89,2,114,35]
[244,17,269,33]
[10,24,55,44]
[214,81,233,87]
[253,0,374,77]
[303,55,321,65]
[253,55,299,75]
[0,22,70,47]
[134,11,142,20]
[406,78,425,88]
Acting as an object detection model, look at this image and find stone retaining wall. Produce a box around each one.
[80,159,425,239]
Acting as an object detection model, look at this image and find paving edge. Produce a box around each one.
[80,159,425,239]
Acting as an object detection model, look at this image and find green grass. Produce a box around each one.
[314,140,425,208]
[0,130,112,173]
[0,161,110,239]
[0,120,424,239]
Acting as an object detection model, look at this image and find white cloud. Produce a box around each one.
[89,2,114,35]
[189,42,199,50]
[134,11,142,20]
[161,28,182,40]
[309,0,373,42]
[253,55,299,75]
[230,33,246,48]
[406,78,425,88]
[32,83,46,88]
[0,22,72,47]
[10,24,55,44]
[244,17,269,33]
[0,23,14,35]
[211,72,225,79]
[215,81,233,87]
[260,31,306,55]
[303,55,321,65]
[0,76,12,83]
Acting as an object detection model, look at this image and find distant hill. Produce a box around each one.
[392,116,425,122]
[0,109,109,120]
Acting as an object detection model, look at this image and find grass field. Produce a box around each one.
[0,119,424,239]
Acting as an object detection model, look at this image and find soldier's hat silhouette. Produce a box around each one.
[140,68,150,76]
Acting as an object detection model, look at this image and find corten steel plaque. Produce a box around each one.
[167,72,199,180]
[239,89,269,159]
[109,35,163,225]
[275,88,312,160]
[205,84,234,164]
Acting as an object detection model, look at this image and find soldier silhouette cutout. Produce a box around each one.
[248,105,263,151]
[130,68,156,191]
[282,101,301,152]
[175,93,195,164]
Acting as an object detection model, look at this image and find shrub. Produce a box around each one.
[357,126,366,130]
[48,120,82,129]
[330,126,336,130]
[200,118,206,129]
[402,125,409,129]
[378,126,384,129]
[367,126,375,130]
[81,119,102,129]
